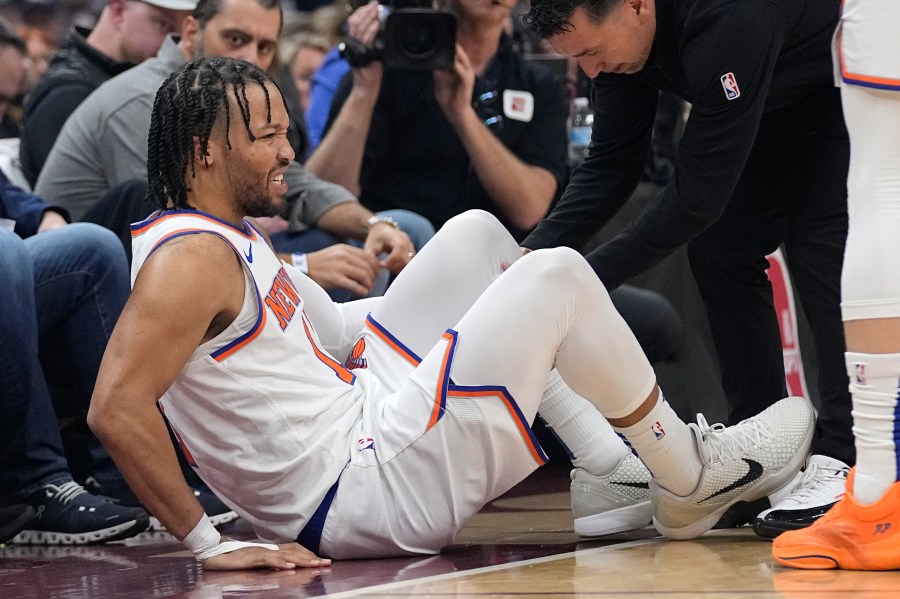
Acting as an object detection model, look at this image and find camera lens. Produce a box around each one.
[382,9,456,70]
[397,20,438,58]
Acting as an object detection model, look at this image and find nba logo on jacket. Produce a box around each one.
[720,72,740,100]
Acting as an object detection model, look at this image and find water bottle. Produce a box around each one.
[567,97,593,165]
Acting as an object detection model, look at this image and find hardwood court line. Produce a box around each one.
[310,538,656,599]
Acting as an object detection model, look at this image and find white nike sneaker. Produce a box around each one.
[571,453,653,537]
[753,454,850,539]
[652,396,814,540]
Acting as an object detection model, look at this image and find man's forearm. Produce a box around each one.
[453,109,556,231]
[305,87,379,196]
[314,200,374,240]
[89,403,205,541]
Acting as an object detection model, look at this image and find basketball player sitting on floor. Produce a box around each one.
[88,56,814,570]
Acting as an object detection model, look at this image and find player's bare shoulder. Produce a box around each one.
[133,231,246,334]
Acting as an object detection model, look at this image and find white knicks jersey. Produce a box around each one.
[131,210,364,542]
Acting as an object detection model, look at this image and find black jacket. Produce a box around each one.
[523,0,841,288]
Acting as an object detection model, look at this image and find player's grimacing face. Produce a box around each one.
[221,81,294,218]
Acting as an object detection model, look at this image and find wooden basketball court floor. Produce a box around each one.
[2,464,898,598]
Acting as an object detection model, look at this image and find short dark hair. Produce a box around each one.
[146,56,277,210]
[192,0,283,30]
[525,0,619,39]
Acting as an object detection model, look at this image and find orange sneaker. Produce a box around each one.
[772,469,900,570]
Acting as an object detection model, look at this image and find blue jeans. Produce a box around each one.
[0,224,130,501]
[270,209,435,302]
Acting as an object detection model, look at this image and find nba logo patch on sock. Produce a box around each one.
[854,362,867,385]
[651,421,666,440]
[720,72,740,100]
[357,437,375,451]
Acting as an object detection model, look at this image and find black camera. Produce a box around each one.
[340,2,457,71]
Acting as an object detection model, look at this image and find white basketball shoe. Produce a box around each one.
[571,452,653,537]
[652,396,814,540]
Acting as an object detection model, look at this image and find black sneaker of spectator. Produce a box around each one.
[0,504,35,544]
[13,481,149,545]
[85,477,238,531]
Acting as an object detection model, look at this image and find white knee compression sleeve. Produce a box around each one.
[840,85,900,320]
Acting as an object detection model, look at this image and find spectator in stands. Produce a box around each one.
[0,31,27,139]
[303,1,352,155]
[19,0,195,187]
[0,172,150,545]
[307,0,567,240]
[281,4,342,114]
[35,0,420,301]
[16,25,57,94]
[281,30,331,113]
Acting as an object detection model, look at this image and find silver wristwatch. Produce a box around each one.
[365,215,400,233]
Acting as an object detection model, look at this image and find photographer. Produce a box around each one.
[305,0,568,239]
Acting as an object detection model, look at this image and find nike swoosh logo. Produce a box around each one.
[700,458,764,503]
[244,244,253,263]
[612,481,650,489]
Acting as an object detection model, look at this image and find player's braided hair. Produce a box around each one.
[146,56,275,210]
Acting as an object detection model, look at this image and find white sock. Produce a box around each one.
[613,392,702,496]
[846,352,900,505]
[539,370,628,476]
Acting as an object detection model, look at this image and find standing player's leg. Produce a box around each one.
[773,4,900,566]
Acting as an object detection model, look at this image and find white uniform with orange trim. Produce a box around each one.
[835,0,900,319]
[129,210,573,557]
[835,0,900,92]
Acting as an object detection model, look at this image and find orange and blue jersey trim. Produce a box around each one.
[427,330,457,429]
[131,209,260,240]
[301,313,356,385]
[837,7,900,92]
[364,315,422,366]
[427,329,547,466]
[841,61,900,91]
[448,385,549,466]
[210,272,267,362]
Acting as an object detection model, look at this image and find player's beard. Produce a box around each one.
[225,161,284,218]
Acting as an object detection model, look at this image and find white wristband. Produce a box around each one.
[183,514,278,562]
[196,540,280,562]
[183,514,221,558]
[291,252,308,274]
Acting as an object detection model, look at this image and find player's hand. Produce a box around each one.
[363,222,414,274]
[202,542,330,571]
[433,44,475,126]
[306,244,381,296]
